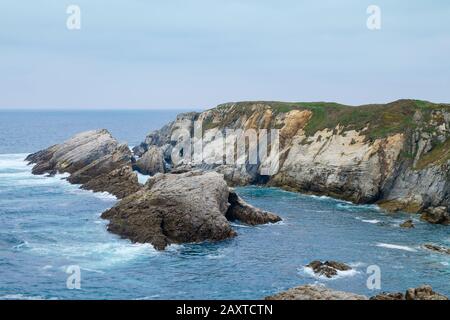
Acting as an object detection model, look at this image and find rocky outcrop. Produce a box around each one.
[423,243,450,255]
[400,219,415,228]
[405,286,448,300]
[82,166,141,199]
[306,260,352,278]
[226,190,281,225]
[420,206,450,225]
[134,100,450,222]
[101,171,281,250]
[26,129,140,199]
[372,285,448,300]
[266,285,367,300]
[134,146,166,175]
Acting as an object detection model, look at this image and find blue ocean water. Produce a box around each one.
[0,111,449,299]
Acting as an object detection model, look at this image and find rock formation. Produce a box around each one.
[226,189,281,225]
[134,100,449,224]
[26,129,140,199]
[306,260,352,278]
[133,146,166,175]
[420,206,450,225]
[422,243,450,255]
[371,285,448,300]
[400,219,415,228]
[266,285,368,300]
[101,171,281,250]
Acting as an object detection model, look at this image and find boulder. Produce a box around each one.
[101,171,282,250]
[134,146,165,176]
[420,206,450,225]
[101,171,237,250]
[226,189,281,225]
[266,285,367,300]
[405,285,448,300]
[306,260,352,278]
[26,129,139,199]
[400,219,415,228]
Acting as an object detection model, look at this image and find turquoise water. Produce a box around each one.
[0,111,449,299]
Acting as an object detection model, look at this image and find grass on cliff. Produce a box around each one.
[415,138,450,170]
[214,99,450,140]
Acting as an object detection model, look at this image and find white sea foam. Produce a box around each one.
[376,243,417,252]
[300,266,359,281]
[136,172,151,184]
[0,294,59,300]
[355,217,380,224]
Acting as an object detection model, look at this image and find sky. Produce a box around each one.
[0,0,449,110]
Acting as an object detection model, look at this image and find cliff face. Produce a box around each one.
[134,100,450,216]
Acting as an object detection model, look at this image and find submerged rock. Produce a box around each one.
[101,171,282,250]
[422,243,450,255]
[306,260,352,278]
[266,285,367,300]
[26,129,140,199]
[420,206,450,225]
[400,219,415,228]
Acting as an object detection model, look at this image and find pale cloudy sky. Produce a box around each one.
[0,0,449,109]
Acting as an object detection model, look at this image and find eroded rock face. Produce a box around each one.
[101,171,282,250]
[134,146,165,176]
[306,261,352,278]
[266,285,367,300]
[26,129,140,199]
[102,171,232,250]
[134,100,449,222]
[420,206,450,225]
[82,166,141,199]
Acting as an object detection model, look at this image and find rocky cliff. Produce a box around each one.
[134,99,450,221]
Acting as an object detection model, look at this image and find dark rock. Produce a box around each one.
[26,129,139,199]
[306,260,352,278]
[82,166,141,199]
[420,206,450,225]
[101,171,237,250]
[370,292,405,300]
[134,146,165,175]
[423,243,450,255]
[400,219,415,228]
[226,189,281,225]
[266,285,367,300]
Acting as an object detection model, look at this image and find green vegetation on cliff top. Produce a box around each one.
[214,99,450,140]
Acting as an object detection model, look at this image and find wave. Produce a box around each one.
[355,217,380,224]
[0,294,58,300]
[376,243,417,252]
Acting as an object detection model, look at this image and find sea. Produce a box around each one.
[0,110,449,299]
